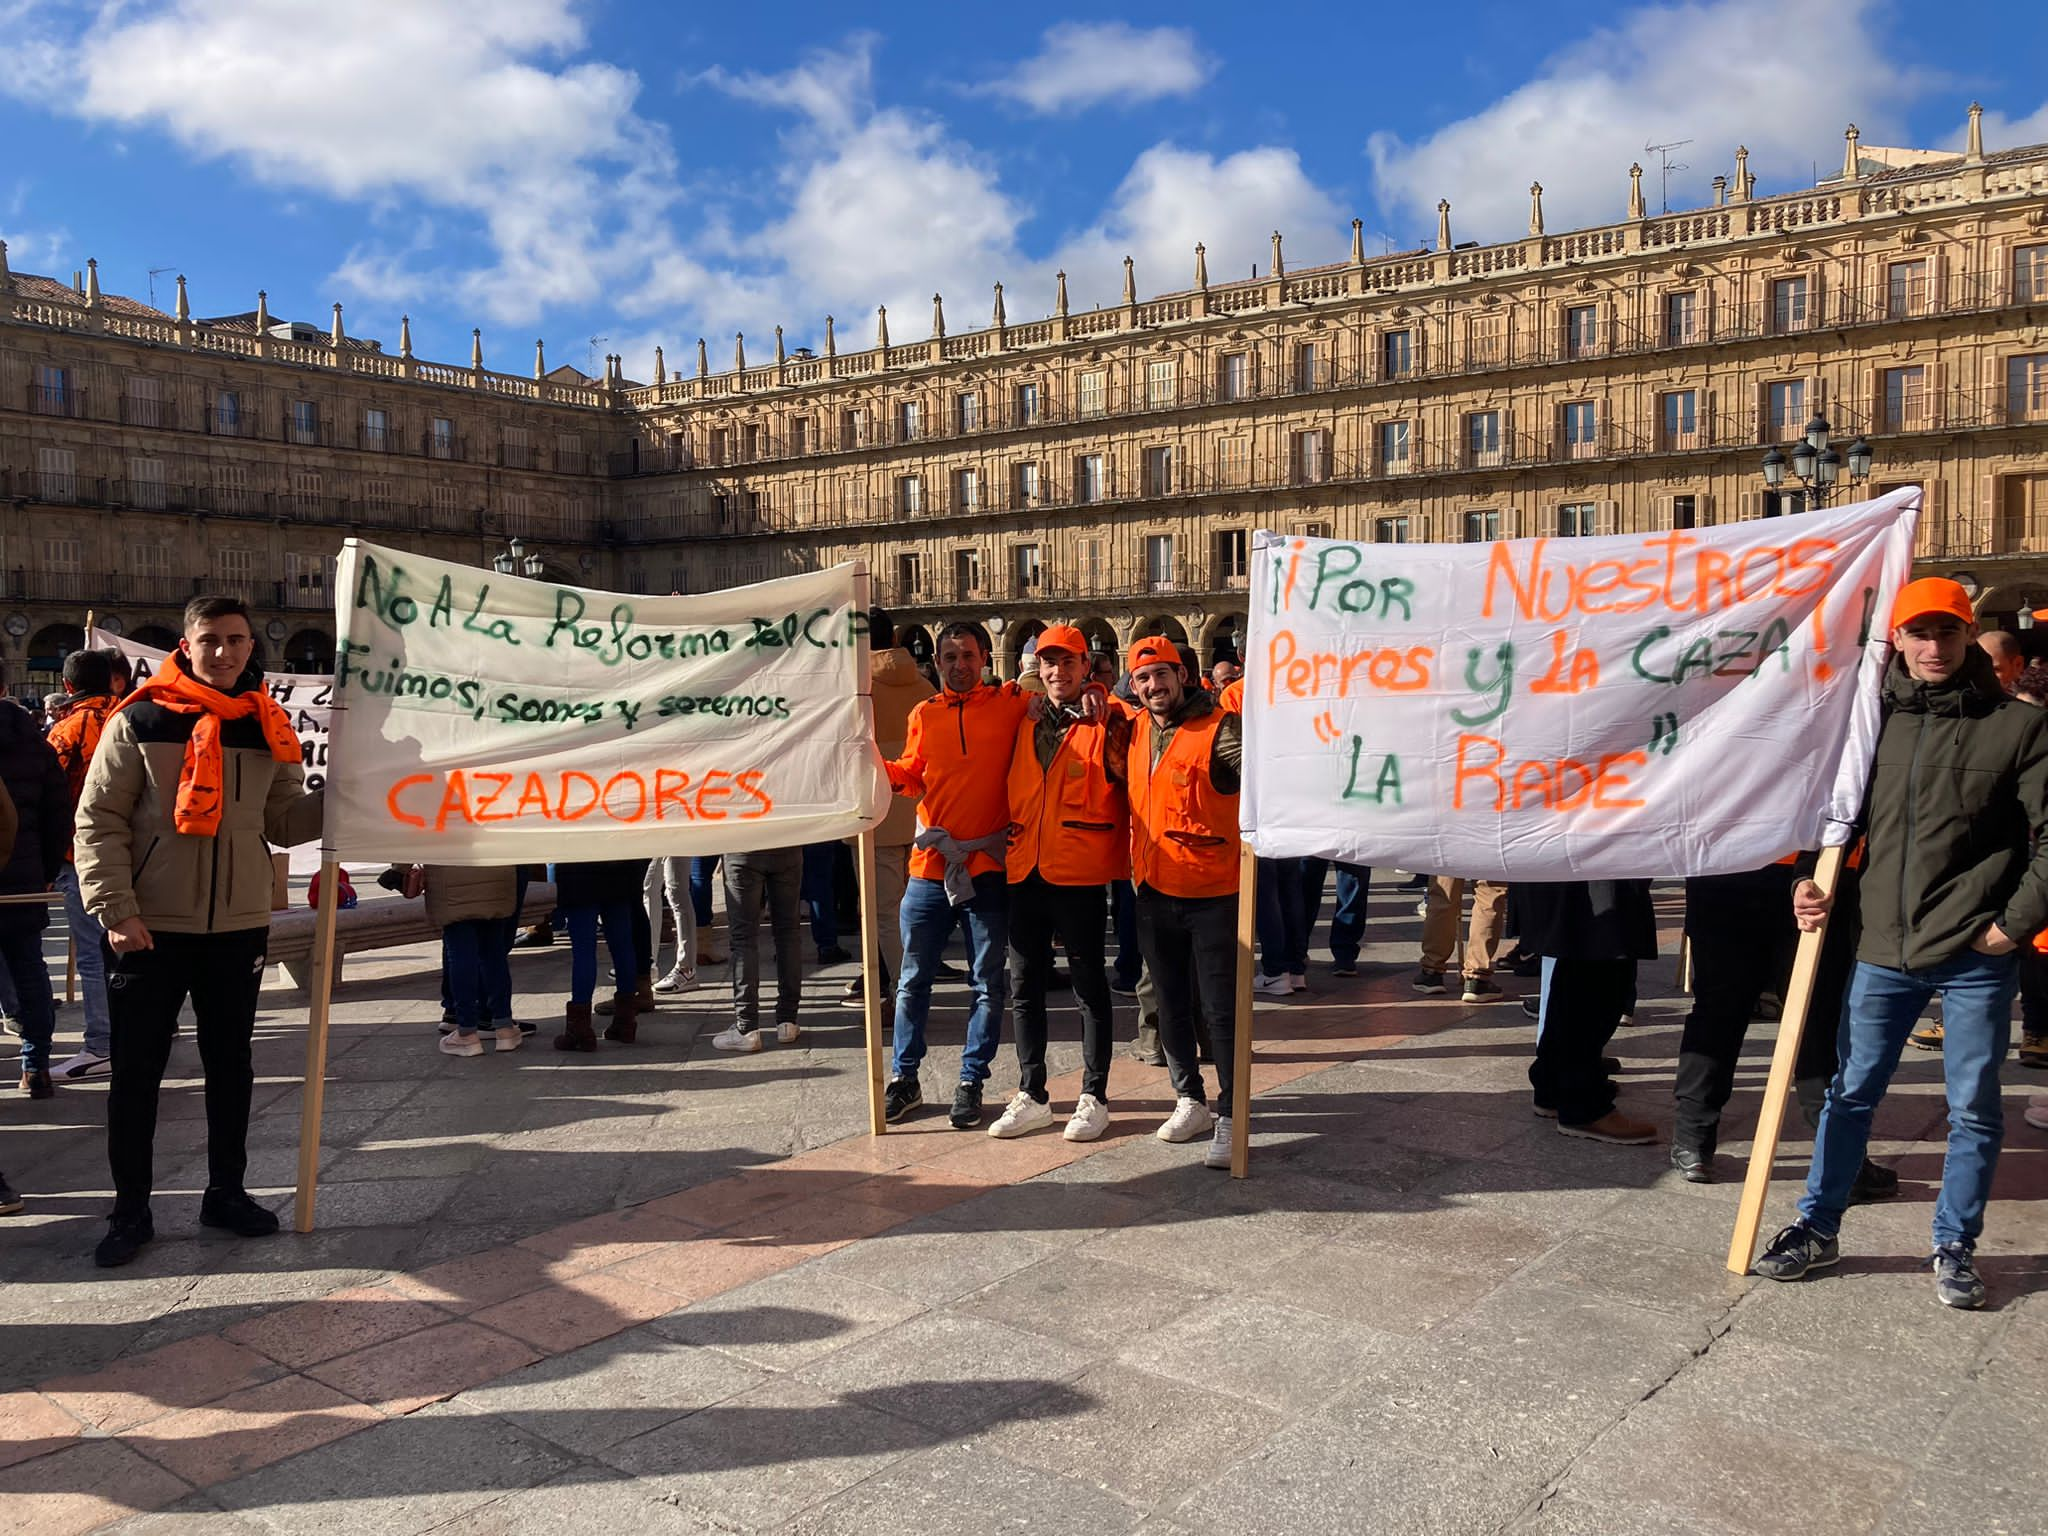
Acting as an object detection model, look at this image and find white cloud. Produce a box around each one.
[977,23,1215,115]
[1368,0,1922,243]
[1978,99,2048,154]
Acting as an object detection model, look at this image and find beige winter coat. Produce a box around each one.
[423,864,518,927]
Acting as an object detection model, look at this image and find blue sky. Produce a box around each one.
[3,0,2043,379]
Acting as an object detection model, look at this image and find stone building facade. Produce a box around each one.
[4,109,2047,692]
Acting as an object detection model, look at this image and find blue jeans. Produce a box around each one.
[1330,864,1372,966]
[802,842,839,951]
[57,865,109,1055]
[563,902,638,1006]
[443,918,512,1033]
[689,856,722,927]
[1801,949,2018,1248]
[1,924,56,1072]
[892,873,1007,1085]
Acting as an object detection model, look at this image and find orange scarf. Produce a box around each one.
[112,662,303,837]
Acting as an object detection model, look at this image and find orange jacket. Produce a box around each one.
[1128,708,1240,898]
[886,682,1033,882]
[1218,678,1244,714]
[1006,707,1128,886]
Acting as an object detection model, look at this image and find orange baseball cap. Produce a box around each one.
[1890,577,1975,631]
[1034,624,1088,659]
[1126,634,1184,675]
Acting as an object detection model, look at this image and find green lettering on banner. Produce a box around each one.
[1340,737,1403,804]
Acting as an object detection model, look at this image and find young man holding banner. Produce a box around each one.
[77,596,324,1267]
[1126,633,1243,1168]
[1759,578,2048,1309]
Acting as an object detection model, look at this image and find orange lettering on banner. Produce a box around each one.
[1265,629,1433,703]
[697,770,733,821]
[513,773,556,820]
[434,772,475,832]
[601,771,649,821]
[387,774,433,829]
[1480,532,1841,623]
[1453,733,1648,814]
[1527,631,1601,695]
[654,769,694,820]
[380,767,781,830]
[736,770,774,819]
[557,771,602,821]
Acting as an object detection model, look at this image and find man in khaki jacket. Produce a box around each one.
[76,596,323,1267]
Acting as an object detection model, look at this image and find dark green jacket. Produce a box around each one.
[1857,647,2048,971]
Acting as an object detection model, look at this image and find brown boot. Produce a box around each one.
[602,991,639,1044]
[633,970,656,1010]
[554,1002,596,1052]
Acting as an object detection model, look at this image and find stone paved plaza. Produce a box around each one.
[2,880,2045,1535]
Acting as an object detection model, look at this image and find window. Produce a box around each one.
[1670,494,1699,530]
[789,416,810,454]
[128,457,166,510]
[1145,360,1177,410]
[1557,502,1598,537]
[1143,446,1174,496]
[501,424,531,468]
[1887,259,1929,319]
[214,389,243,436]
[1293,343,1322,392]
[213,463,253,514]
[953,467,979,512]
[896,400,923,441]
[1291,429,1329,484]
[953,547,981,598]
[1217,352,1247,403]
[130,543,171,592]
[1012,544,1042,593]
[956,392,980,433]
[1375,516,1412,544]
[896,552,924,599]
[500,490,533,534]
[1884,365,1928,430]
[31,363,72,417]
[839,408,866,449]
[1144,534,1176,592]
[43,537,82,575]
[707,428,730,466]
[285,552,330,605]
[1565,304,1599,357]
[361,478,394,513]
[1462,509,1501,543]
[430,484,461,525]
[1467,314,1506,366]
[1563,400,1599,456]
[214,546,257,589]
[1216,435,1250,486]
[1382,330,1413,379]
[290,399,320,446]
[125,375,163,428]
[1665,291,1698,345]
[1772,276,1810,333]
[1013,382,1040,426]
[1213,528,1249,586]
[1767,379,1807,439]
[1076,537,1106,593]
[2009,354,2048,422]
[1076,453,1105,504]
[35,447,76,501]
[1661,390,1698,448]
[288,470,322,516]
[1466,411,1502,467]
[1013,461,1040,505]
[429,416,455,459]
[1764,490,1807,518]
[1379,421,1411,470]
[2015,245,2048,304]
[1078,370,1107,419]
[896,475,924,516]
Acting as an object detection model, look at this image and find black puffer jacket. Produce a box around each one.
[0,698,70,931]
[551,859,648,909]
[1517,878,1659,962]
[1856,647,2048,971]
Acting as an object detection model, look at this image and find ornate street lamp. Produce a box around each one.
[1760,413,1873,510]
[492,537,545,579]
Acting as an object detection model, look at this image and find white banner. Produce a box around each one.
[323,542,891,864]
[1242,488,1922,880]
[89,627,332,875]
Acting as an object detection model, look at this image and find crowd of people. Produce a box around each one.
[4,580,2047,1313]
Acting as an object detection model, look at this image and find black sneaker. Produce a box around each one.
[0,1173,22,1216]
[200,1187,281,1238]
[817,944,854,965]
[1331,961,1359,978]
[1669,1143,1714,1183]
[1412,968,1446,995]
[883,1076,923,1123]
[1930,1243,1986,1309]
[1520,997,1541,1021]
[949,1080,984,1130]
[1461,976,1503,1003]
[1849,1158,1899,1204]
[1754,1221,1839,1281]
[95,1212,155,1268]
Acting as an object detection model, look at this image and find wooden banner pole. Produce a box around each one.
[1229,840,1258,1178]
[1725,843,1846,1275]
[857,830,888,1136]
[292,857,345,1233]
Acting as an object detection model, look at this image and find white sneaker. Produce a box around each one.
[53,1050,111,1080]
[1064,1093,1109,1142]
[712,1025,763,1053]
[653,965,695,994]
[1156,1096,1216,1143]
[776,1021,801,1045]
[492,1026,524,1052]
[1288,973,1308,993]
[438,1032,484,1057]
[2026,1094,2048,1132]
[988,1091,1054,1139]
[1204,1116,1235,1169]
[1252,971,1292,998]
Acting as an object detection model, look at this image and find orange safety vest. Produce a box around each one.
[1128,709,1239,898]
[1006,715,1127,886]
[1218,679,1244,714]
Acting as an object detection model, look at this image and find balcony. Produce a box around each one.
[120,395,172,429]
[26,384,85,418]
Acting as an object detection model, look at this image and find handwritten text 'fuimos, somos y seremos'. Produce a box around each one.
[349,554,870,665]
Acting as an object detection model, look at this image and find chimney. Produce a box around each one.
[1528,182,1545,237]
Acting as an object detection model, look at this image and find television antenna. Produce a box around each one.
[1644,139,1693,213]
[146,266,178,308]
[587,336,608,376]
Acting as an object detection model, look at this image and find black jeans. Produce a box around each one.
[1136,884,1238,1111]
[105,927,270,1218]
[1672,868,1856,1150]
[1007,873,1114,1103]
[1530,958,1635,1125]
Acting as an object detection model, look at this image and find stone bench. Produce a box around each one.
[269,881,556,993]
